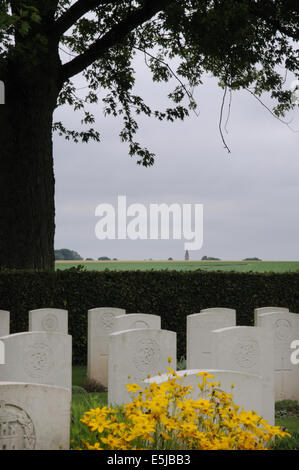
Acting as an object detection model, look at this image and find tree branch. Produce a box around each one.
[134,46,199,117]
[61,0,174,80]
[249,2,299,40]
[54,0,118,37]
[245,87,299,132]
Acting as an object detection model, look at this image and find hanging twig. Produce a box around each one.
[219,86,231,154]
[245,87,299,132]
[224,88,232,134]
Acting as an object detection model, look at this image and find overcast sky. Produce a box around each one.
[53,52,299,261]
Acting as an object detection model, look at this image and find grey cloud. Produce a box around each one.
[53,60,299,261]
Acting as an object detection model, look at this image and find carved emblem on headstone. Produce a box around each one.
[132,320,149,329]
[0,401,36,450]
[133,338,161,375]
[274,319,292,341]
[233,338,259,369]
[24,343,53,378]
[99,312,115,331]
[41,313,59,332]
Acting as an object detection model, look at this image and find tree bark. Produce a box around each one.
[0,52,61,270]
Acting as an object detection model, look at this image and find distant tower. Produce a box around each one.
[185,250,189,261]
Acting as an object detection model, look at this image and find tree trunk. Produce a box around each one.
[0,54,61,270]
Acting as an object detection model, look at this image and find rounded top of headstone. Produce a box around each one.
[145,368,261,384]
[200,307,236,313]
[109,328,175,338]
[254,307,289,315]
[213,326,257,333]
[1,331,70,339]
[29,308,67,314]
[88,307,126,314]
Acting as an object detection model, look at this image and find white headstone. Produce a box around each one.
[114,314,161,332]
[29,308,68,334]
[0,382,70,450]
[0,339,4,365]
[201,307,236,315]
[256,311,299,402]
[108,328,176,406]
[254,307,289,326]
[0,332,72,390]
[211,326,274,424]
[0,310,10,336]
[146,369,269,424]
[187,310,236,369]
[88,307,126,387]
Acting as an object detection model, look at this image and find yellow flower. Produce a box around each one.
[126,383,143,393]
[80,365,289,451]
[167,367,181,379]
[84,442,103,450]
[196,371,215,379]
[101,435,124,449]
[109,422,127,434]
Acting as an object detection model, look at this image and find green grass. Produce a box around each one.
[273,400,299,449]
[72,358,192,389]
[56,260,299,273]
[276,417,299,434]
[71,392,107,449]
[273,418,299,449]
[72,365,87,387]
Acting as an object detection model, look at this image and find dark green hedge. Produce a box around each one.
[1,268,299,365]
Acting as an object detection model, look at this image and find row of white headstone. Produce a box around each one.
[87,306,299,415]
[0,309,71,450]
[0,307,166,450]
[97,306,299,430]
[1,306,299,449]
[187,307,299,404]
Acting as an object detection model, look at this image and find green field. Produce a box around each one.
[56,260,299,273]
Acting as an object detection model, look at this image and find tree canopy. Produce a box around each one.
[1,0,298,162]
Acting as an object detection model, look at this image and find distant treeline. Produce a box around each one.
[55,250,117,261]
[54,249,82,260]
